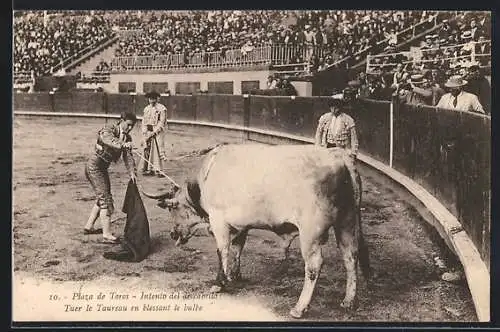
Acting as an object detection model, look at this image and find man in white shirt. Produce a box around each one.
[436,76,484,114]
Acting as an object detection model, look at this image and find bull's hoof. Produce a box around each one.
[340,298,358,310]
[289,307,303,319]
[229,271,242,282]
[209,285,223,293]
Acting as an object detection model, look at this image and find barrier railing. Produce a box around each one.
[109,44,335,72]
[13,71,32,83]
[76,71,111,83]
[366,40,492,73]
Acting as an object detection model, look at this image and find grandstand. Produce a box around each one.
[13,10,491,102]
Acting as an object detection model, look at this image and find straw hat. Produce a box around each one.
[410,74,426,84]
[461,31,472,39]
[444,75,468,88]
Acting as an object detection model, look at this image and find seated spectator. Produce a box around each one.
[281,78,297,96]
[266,75,277,89]
[436,75,484,113]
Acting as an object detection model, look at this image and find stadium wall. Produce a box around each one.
[101,70,272,95]
[13,91,490,321]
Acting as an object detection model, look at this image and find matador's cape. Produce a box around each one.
[103,179,151,262]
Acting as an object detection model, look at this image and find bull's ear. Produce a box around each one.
[186,179,201,205]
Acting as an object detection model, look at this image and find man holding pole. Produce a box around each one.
[314,88,359,160]
[141,91,168,176]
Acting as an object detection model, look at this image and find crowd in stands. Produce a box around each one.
[354,11,491,114]
[15,10,484,77]
[110,10,443,67]
[350,57,490,114]
[367,12,491,75]
[14,11,114,76]
[13,10,491,112]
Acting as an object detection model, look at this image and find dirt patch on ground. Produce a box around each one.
[12,116,476,322]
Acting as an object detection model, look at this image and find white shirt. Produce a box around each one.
[328,114,342,139]
[436,91,485,113]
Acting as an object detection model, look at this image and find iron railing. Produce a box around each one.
[109,43,338,72]
[366,40,491,73]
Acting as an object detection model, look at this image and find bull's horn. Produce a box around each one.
[140,185,180,200]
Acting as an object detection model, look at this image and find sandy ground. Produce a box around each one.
[12,116,476,322]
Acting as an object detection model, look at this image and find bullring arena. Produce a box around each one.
[13,96,484,322]
[12,9,490,324]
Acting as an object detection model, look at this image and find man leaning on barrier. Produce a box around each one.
[314,88,359,161]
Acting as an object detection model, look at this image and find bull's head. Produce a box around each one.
[142,182,207,246]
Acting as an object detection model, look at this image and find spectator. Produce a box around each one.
[266,75,277,89]
[366,71,387,100]
[436,75,484,113]
[426,68,446,106]
[398,74,433,106]
[281,78,297,96]
[357,72,371,98]
[464,62,491,114]
[475,35,491,67]
[392,62,408,88]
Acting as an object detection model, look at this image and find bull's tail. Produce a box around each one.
[343,155,371,281]
[195,142,229,157]
[172,142,229,161]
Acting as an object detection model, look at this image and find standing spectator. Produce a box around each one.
[436,75,484,113]
[464,62,491,114]
[475,36,491,67]
[392,62,407,88]
[303,25,315,60]
[469,20,480,41]
[366,72,386,100]
[427,68,446,106]
[357,72,371,98]
[398,74,433,106]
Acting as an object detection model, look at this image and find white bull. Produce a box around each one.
[145,144,371,318]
